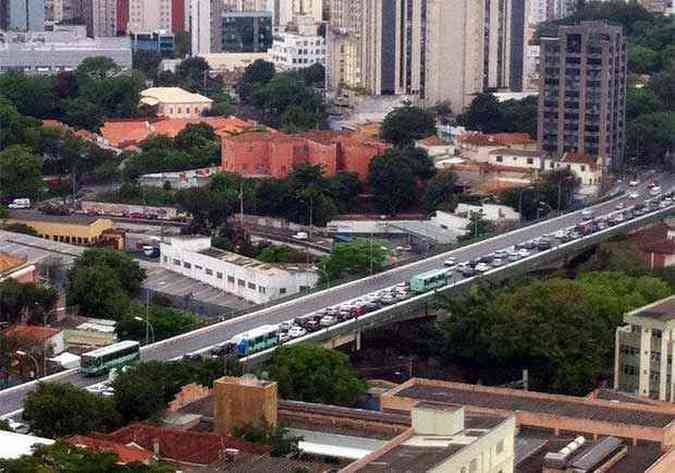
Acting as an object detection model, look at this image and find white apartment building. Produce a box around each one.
[127,0,172,33]
[269,16,325,71]
[160,236,319,304]
[615,296,675,402]
[84,0,117,37]
[190,0,222,54]
[223,0,271,11]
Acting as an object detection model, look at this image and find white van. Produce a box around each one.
[8,198,31,209]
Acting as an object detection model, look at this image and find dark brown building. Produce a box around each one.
[538,21,627,174]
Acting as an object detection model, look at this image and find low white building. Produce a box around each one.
[139,87,212,119]
[0,431,54,460]
[269,16,325,72]
[160,236,319,304]
[454,204,521,223]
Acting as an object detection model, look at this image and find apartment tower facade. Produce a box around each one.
[537,21,627,173]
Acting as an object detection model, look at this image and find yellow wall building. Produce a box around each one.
[6,212,122,248]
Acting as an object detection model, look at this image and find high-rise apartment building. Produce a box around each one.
[273,0,321,30]
[537,21,626,172]
[615,295,675,402]
[221,10,272,52]
[190,0,222,54]
[1,0,46,31]
[327,0,522,112]
[127,0,171,33]
[84,0,117,37]
[223,0,270,11]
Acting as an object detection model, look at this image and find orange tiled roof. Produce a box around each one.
[459,132,534,147]
[0,253,26,274]
[101,116,256,149]
[2,325,62,343]
[66,435,154,465]
[418,135,446,147]
[561,152,598,168]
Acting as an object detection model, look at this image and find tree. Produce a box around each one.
[116,305,201,343]
[628,44,660,74]
[0,146,43,200]
[301,63,325,87]
[1,223,38,237]
[380,106,437,147]
[423,169,459,212]
[400,147,436,181]
[132,50,162,79]
[176,56,211,92]
[174,122,217,151]
[23,382,122,438]
[0,279,57,325]
[626,112,675,168]
[233,423,302,457]
[327,172,361,213]
[320,239,389,282]
[269,345,368,406]
[71,249,146,296]
[0,98,42,152]
[0,72,58,119]
[76,56,121,81]
[459,210,494,241]
[434,273,671,394]
[625,87,661,120]
[0,206,7,220]
[175,186,239,232]
[238,59,275,101]
[368,150,417,214]
[67,265,130,319]
[459,93,502,133]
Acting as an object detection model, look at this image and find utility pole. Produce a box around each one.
[239,181,244,228]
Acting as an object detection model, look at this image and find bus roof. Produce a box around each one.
[230,324,278,342]
[414,268,450,280]
[82,340,140,358]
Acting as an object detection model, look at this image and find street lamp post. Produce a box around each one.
[134,316,155,345]
[15,350,39,379]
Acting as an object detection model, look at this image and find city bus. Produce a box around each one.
[229,325,279,357]
[410,268,451,293]
[80,341,141,377]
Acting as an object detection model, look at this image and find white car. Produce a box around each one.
[288,326,307,338]
[650,186,662,196]
[616,202,625,210]
[443,257,457,267]
[629,180,640,187]
[320,315,338,327]
[475,263,491,273]
[629,192,640,199]
[518,249,531,258]
[581,209,593,216]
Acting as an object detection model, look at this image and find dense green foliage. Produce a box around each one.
[0,146,43,200]
[23,383,122,438]
[233,423,302,457]
[0,441,174,472]
[0,279,58,326]
[268,345,368,406]
[368,147,435,214]
[458,94,538,137]
[116,305,201,344]
[423,169,460,212]
[434,272,672,394]
[319,239,390,283]
[67,249,145,319]
[380,106,437,147]
[112,359,241,423]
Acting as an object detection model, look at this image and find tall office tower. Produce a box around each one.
[84,0,117,37]
[127,0,172,33]
[2,0,46,31]
[116,0,128,34]
[509,0,527,92]
[223,0,270,11]
[273,0,322,30]
[171,0,185,33]
[190,0,222,54]
[537,22,627,173]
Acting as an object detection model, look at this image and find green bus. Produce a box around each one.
[230,325,279,357]
[80,341,141,377]
[410,268,451,293]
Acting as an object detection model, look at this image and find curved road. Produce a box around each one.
[0,176,671,416]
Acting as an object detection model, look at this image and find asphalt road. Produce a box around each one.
[0,175,671,416]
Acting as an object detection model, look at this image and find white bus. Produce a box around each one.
[80,341,141,377]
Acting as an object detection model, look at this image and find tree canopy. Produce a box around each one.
[319,239,389,283]
[0,145,43,200]
[380,106,437,147]
[458,93,538,137]
[268,345,368,406]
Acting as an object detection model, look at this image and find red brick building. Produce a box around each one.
[219,129,388,182]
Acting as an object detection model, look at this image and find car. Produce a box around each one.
[536,238,553,250]
[457,263,476,276]
[279,321,292,332]
[443,257,457,267]
[183,352,202,362]
[615,202,625,210]
[518,249,531,258]
[475,263,491,273]
[581,208,593,217]
[507,252,521,262]
[629,179,639,187]
[209,342,235,358]
[515,240,536,250]
[491,258,504,267]
[629,192,640,199]
[660,200,669,208]
[494,249,510,259]
[279,332,291,343]
[380,295,396,305]
[288,325,307,338]
[292,231,308,240]
[320,315,338,327]
[650,186,662,196]
[7,419,29,434]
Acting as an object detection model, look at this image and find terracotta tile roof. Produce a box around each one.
[0,253,26,274]
[2,325,62,343]
[561,152,598,169]
[101,117,256,149]
[418,135,446,147]
[66,435,154,465]
[459,132,534,147]
[97,423,270,466]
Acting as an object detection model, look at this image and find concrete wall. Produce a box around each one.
[214,376,278,435]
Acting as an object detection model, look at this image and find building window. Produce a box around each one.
[173,259,180,266]
[259,286,266,294]
[527,158,534,164]
[248,282,256,290]
[195,265,202,270]
[280,288,287,294]
[228,275,235,283]
[163,256,168,263]
[217,272,223,279]
[205,268,213,276]
[183,262,191,269]
[496,155,503,163]
[238,279,245,287]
